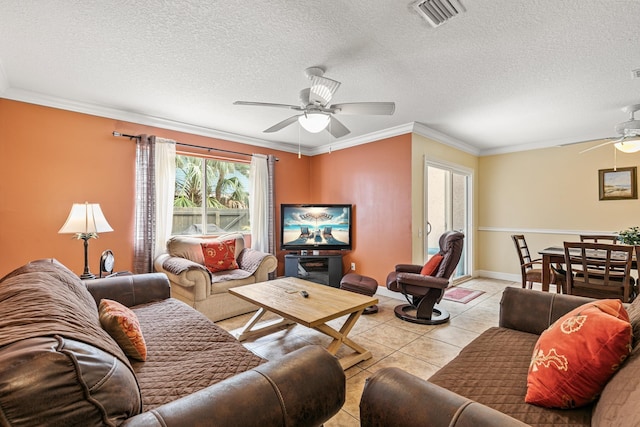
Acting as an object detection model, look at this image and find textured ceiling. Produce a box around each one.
[1,0,639,155]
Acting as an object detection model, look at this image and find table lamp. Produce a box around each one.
[59,202,113,279]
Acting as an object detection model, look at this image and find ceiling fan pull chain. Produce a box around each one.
[298,123,301,159]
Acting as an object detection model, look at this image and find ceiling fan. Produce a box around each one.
[580,104,640,154]
[233,67,395,138]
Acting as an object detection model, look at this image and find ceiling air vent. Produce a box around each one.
[413,0,466,28]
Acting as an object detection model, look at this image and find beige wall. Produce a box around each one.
[478,142,640,279]
[411,134,479,269]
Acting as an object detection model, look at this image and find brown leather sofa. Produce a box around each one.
[0,259,344,426]
[360,287,640,427]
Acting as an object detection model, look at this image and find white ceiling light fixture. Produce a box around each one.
[614,135,640,153]
[298,112,330,133]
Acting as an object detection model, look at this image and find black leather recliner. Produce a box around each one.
[386,231,465,325]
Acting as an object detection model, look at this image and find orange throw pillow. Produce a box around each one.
[99,299,147,361]
[420,254,443,276]
[526,299,632,409]
[201,239,239,273]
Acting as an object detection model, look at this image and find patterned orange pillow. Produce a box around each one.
[420,253,443,276]
[201,239,239,273]
[526,299,632,408]
[99,299,147,361]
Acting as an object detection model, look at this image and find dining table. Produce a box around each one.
[538,247,566,292]
[538,246,637,292]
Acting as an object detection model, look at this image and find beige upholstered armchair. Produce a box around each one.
[154,233,277,321]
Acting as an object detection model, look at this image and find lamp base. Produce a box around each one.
[79,235,95,280]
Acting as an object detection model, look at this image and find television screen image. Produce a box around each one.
[281,204,352,251]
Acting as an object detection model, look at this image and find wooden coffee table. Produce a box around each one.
[229,277,378,369]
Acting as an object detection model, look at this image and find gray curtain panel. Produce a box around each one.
[267,154,276,279]
[133,135,156,274]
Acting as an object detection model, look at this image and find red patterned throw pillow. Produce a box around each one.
[526,299,632,408]
[420,253,443,276]
[201,239,239,273]
[99,299,147,361]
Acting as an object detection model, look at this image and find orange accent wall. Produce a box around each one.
[309,135,413,286]
[0,99,308,277]
[1,99,412,287]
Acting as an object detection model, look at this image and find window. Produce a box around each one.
[172,154,251,235]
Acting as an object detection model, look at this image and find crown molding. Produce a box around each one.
[477,133,617,156]
[411,122,480,156]
[1,87,487,157]
[305,121,482,156]
[305,122,415,156]
[0,88,311,154]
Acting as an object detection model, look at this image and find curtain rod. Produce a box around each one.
[112,131,259,158]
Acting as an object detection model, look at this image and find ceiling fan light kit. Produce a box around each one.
[298,113,330,133]
[614,136,640,153]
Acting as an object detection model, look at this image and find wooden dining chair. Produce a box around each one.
[579,234,633,282]
[511,235,565,293]
[579,234,619,244]
[564,241,634,302]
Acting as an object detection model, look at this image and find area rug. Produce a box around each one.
[443,287,485,304]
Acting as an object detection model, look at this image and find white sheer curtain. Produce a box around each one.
[154,138,176,258]
[134,135,176,273]
[250,154,269,252]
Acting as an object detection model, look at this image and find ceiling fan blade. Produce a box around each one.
[326,116,350,138]
[579,137,623,154]
[330,102,396,115]
[264,115,301,133]
[309,75,341,106]
[234,101,302,110]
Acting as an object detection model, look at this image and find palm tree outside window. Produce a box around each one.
[173,154,251,235]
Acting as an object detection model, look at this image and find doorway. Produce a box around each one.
[425,160,471,280]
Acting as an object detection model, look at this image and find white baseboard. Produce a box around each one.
[474,270,520,282]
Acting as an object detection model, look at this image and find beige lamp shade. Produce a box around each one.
[58,202,113,236]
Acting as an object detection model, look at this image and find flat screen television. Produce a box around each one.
[280,204,352,251]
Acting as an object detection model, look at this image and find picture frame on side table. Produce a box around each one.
[599,167,638,200]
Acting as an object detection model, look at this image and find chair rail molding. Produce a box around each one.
[478,227,618,236]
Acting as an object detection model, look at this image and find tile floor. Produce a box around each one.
[216,277,544,426]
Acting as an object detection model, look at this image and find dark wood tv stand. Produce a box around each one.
[284,254,343,288]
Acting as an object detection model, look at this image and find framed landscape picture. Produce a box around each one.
[599,167,638,200]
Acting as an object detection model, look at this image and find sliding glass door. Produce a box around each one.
[425,161,471,280]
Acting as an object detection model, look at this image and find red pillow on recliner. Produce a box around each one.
[420,254,443,276]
